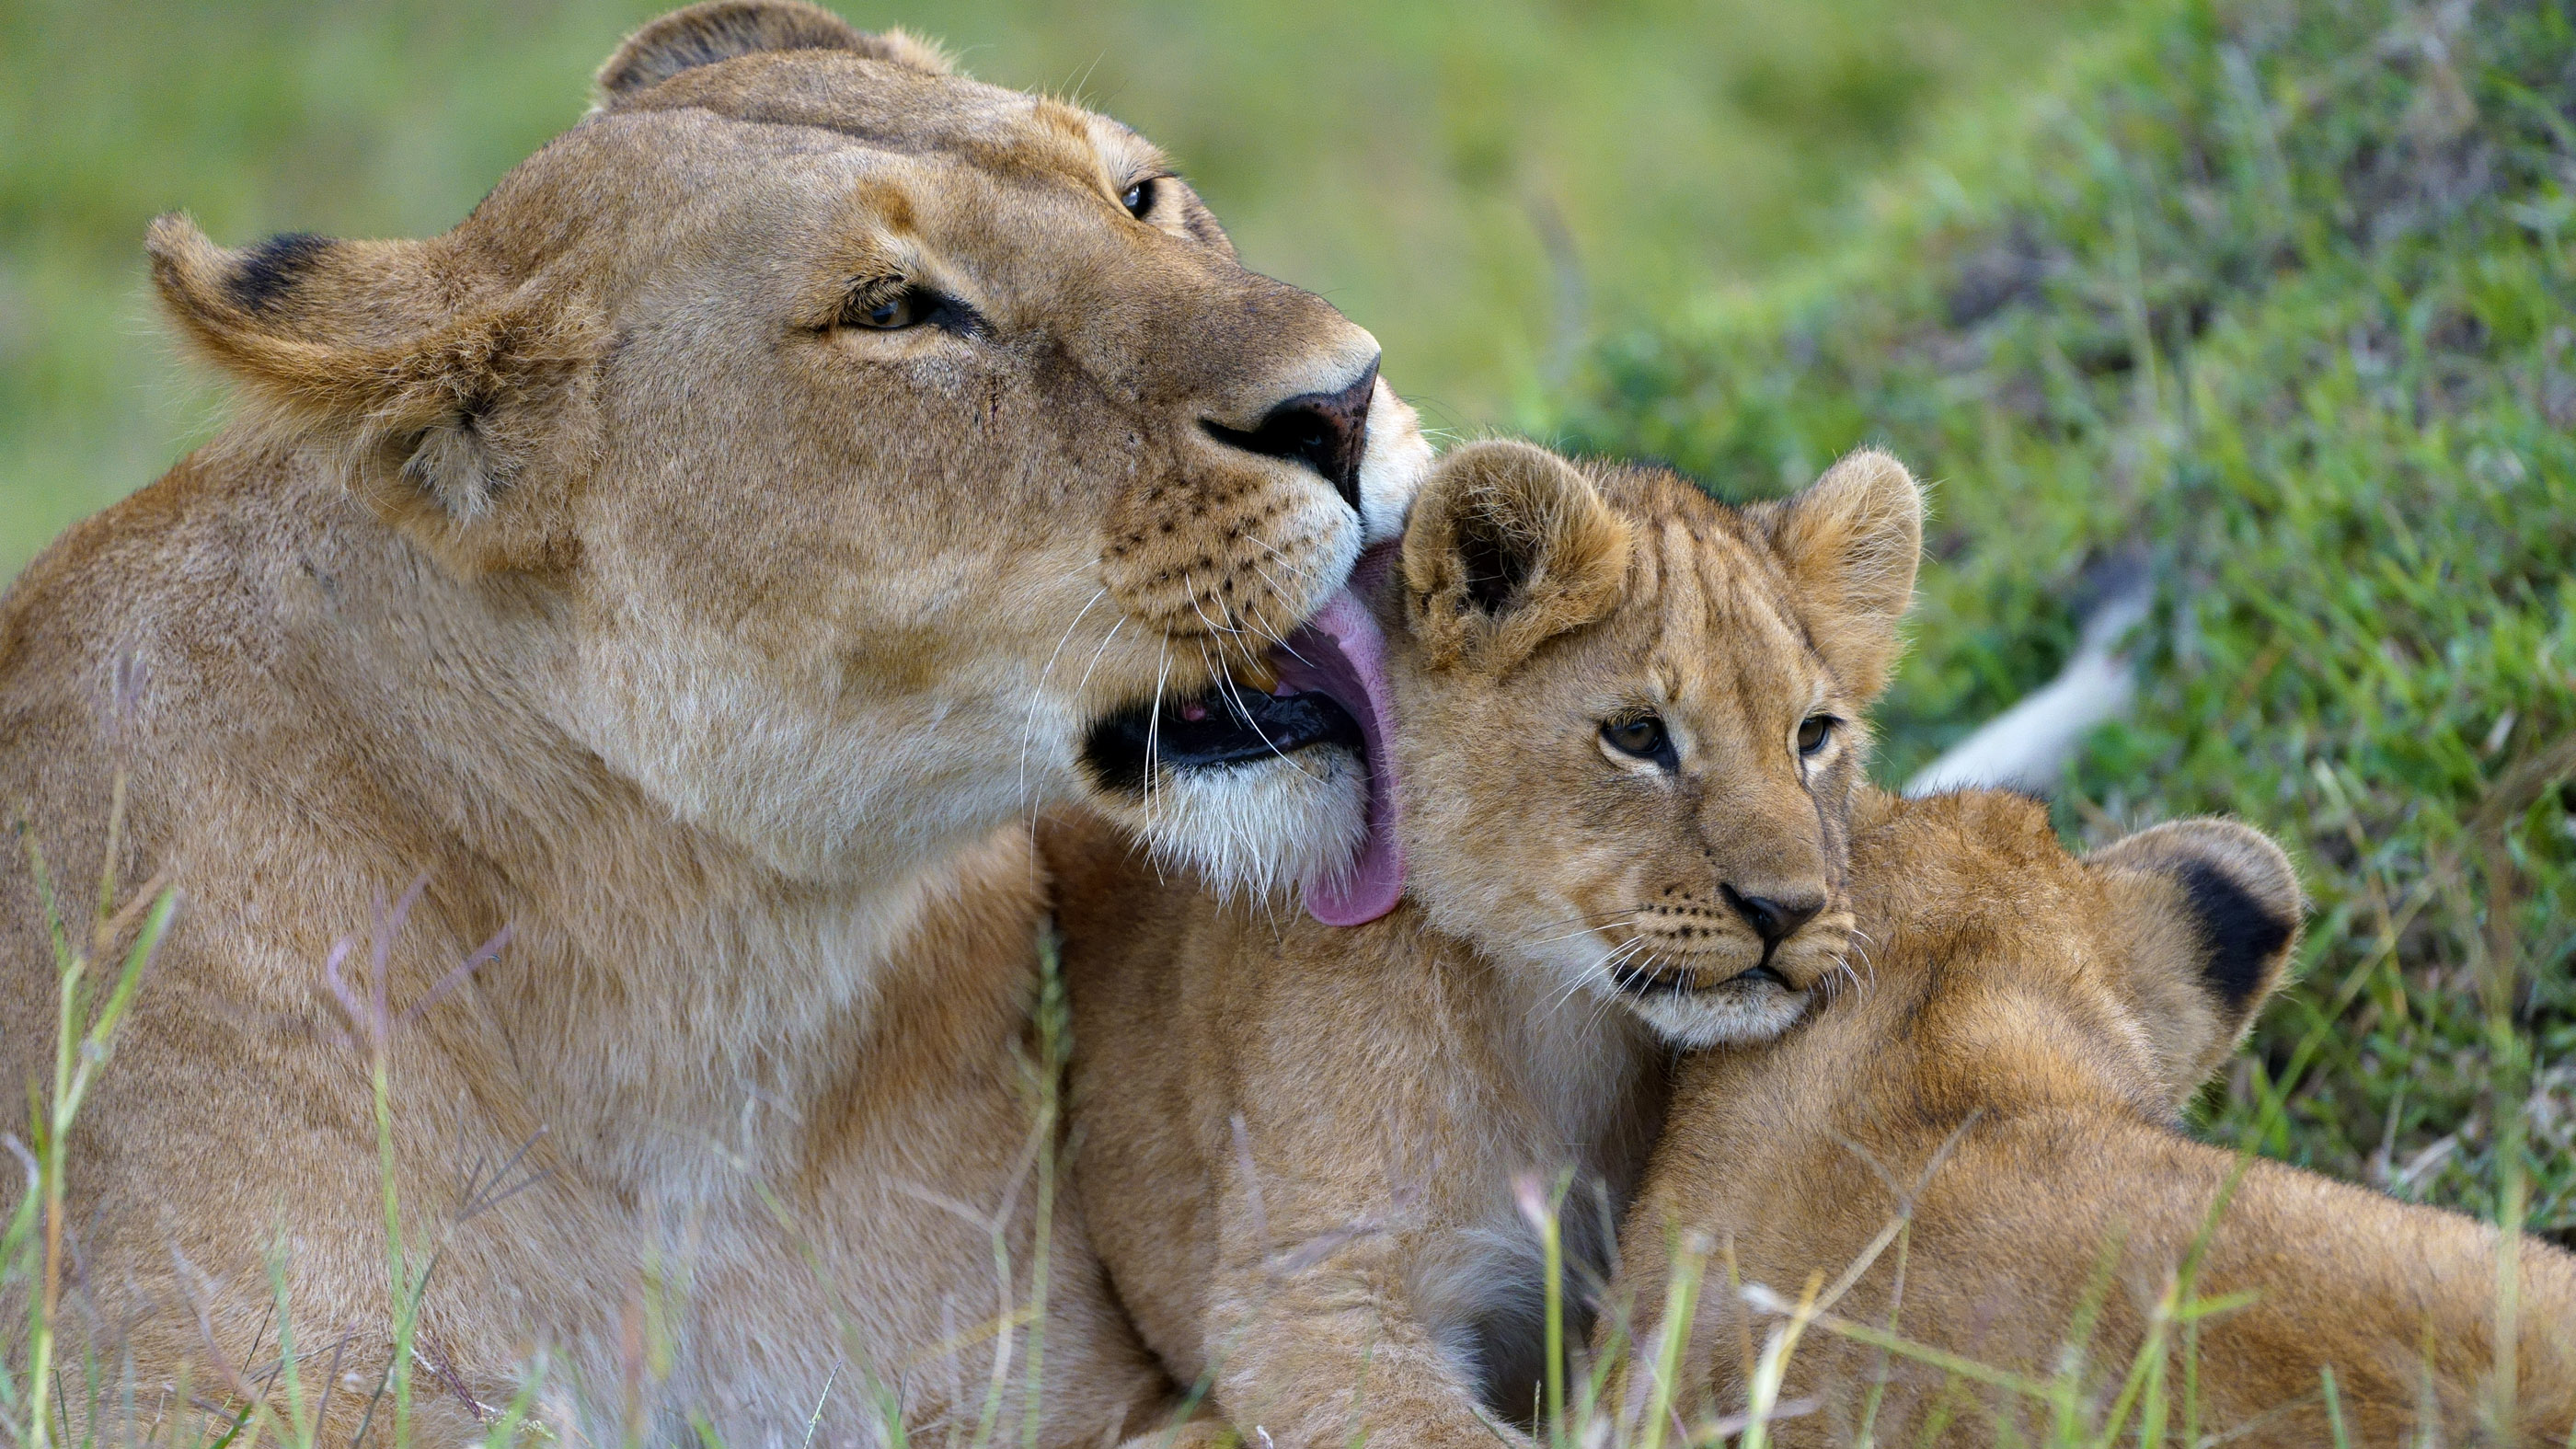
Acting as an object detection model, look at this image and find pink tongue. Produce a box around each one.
[1271,549,1405,926]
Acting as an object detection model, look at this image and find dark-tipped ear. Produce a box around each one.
[148,213,603,575]
[598,1,949,99]
[2089,818,2304,1109]
[1398,441,1632,674]
[1754,448,1923,704]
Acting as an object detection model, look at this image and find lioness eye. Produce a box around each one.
[1798,714,1838,756]
[1121,178,1157,218]
[840,283,935,331]
[1603,715,1678,770]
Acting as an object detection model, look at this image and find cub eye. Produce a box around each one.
[1121,178,1159,219]
[1603,715,1678,770]
[840,282,937,331]
[1797,714,1839,757]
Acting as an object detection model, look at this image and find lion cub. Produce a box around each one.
[1046,439,1925,1449]
[1609,788,2576,1447]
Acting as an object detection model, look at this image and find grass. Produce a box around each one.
[0,0,2114,580]
[7,773,178,1448]
[4,868,2553,1446]
[1558,0,2576,1243]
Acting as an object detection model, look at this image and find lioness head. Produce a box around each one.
[142,0,1429,885]
[1383,441,1923,1045]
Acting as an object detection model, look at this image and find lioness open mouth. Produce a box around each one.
[1079,549,1407,926]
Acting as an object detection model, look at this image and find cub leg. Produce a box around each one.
[1196,1190,1528,1449]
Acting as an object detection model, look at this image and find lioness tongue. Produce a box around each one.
[1271,548,1405,926]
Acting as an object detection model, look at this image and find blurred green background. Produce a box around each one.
[4,0,2572,1244]
[0,0,2110,580]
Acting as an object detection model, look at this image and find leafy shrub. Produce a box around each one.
[1558,0,2576,1236]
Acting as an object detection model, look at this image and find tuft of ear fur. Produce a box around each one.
[1754,448,1924,703]
[147,213,604,575]
[1398,441,1633,674]
[2090,818,2304,1109]
[597,1,949,99]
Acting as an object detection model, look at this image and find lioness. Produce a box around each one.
[1046,439,1925,1448]
[1609,789,2576,1446]
[0,3,1430,1443]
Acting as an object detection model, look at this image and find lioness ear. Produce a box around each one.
[598,1,950,99]
[1399,441,1631,674]
[147,213,603,575]
[1755,448,1924,704]
[2089,819,2304,1110]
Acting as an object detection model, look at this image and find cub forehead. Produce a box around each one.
[1627,512,1831,707]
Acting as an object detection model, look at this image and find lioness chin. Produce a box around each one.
[1610,789,2576,1447]
[1046,439,1926,1449]
[0,3,1431,1443]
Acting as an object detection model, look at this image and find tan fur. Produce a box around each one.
[1047,442,1925,1449]
[1612,789,2576,1446]
[0,5,1433,1443]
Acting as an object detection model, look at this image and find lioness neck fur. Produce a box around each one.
[1611,789,2576,1447]
[1046,441,1925,1449]
[0,3,1432,1443]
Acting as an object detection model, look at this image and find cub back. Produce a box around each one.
[1611,789,2576,1448]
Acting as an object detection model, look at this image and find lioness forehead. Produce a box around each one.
[605,52,1146,195]
[455,52,1158,297]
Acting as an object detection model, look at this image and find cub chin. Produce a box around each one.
[1044,439,1925,1449]
[1606,789,2576,1448]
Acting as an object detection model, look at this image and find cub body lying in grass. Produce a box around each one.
[1611,788,2576,1447]
[1044,439,1924,1449]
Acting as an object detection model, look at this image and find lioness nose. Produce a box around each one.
[1203,360,1378,513]
[1723,886,1823,945]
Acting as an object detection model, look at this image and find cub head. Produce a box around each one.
[1844,790,2306,1117]
[143,0,1429,883]
[1385,441,1924,1046]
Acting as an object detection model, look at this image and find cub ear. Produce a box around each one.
[1754,448,1924,704]
[2088,819,2304,1110]
[147,214,603,575]
[1398,441,1632,674]
[598,1,950,99]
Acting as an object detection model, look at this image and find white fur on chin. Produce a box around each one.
[1616,978,1813,1049]
[1133,745,1370,903]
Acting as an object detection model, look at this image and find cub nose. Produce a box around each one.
[1722,885,1823,945]
[1203,360,1378,513]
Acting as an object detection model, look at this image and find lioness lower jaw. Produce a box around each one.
[1118,741,1372,905]
[1077,690,1376,911]
[1078,549,1409,922]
